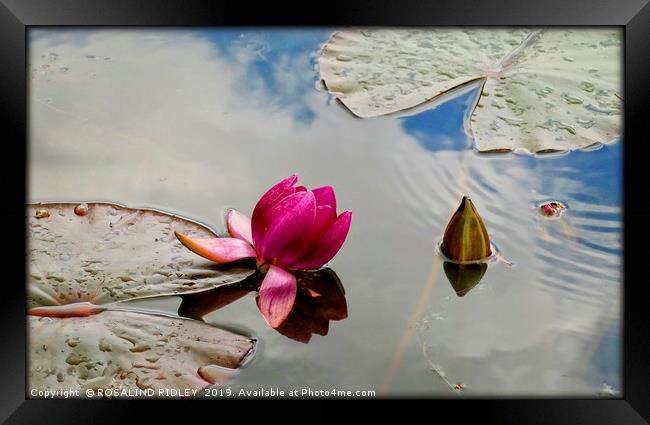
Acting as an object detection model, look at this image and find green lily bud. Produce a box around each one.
[441,196,492,261]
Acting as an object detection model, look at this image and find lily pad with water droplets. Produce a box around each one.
[319,28,622,153]
[28,202,255,309]
[27,202,257,396]
[29,311,255,396]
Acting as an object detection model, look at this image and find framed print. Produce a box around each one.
[1,0,649,423]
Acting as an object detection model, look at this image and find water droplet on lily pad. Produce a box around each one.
[579,81,595,92]
[497,115,524,126]
[576,118,596,128]
[562,93,584,104]
[35,209,50,219]
[74,203,89,216]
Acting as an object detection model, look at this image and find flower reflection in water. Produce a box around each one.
[178,267,347,344]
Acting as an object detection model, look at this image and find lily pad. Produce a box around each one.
[29,311,255,395]
[319,28,622,153]
[28,202,257,397]
[28,202,255,309]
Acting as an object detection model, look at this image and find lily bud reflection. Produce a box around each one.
[443,261,488,297]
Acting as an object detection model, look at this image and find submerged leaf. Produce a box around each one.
[319,28,622,153]
[28,202,255,309]
[29,311,255,396]
[441,196,492,262]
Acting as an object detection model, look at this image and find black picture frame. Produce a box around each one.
[2,0,649,423]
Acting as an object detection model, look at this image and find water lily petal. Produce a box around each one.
[279,205,336,268]
[252,174,298,249]
[255,191,316,266]
[226,209,253,246]
[256,265,297,328]
[289,210,352,270]
[312,186,337,210]
[174,232,256,263]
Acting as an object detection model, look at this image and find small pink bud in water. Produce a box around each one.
[539,201,566,218]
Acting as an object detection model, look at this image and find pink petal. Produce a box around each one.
[252,174,298,240]
[256,265,297,328]
[279,205,336,268]
[295,186,308,192]
[251,174,298,249]
[226,209,253,246]
[254,191,316,266]
[175,231,256,263]
[312,186,337,210]
[289,210,352,270]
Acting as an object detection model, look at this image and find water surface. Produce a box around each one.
[29,28,622,397]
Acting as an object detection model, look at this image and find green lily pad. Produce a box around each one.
[29,311,255,395]
[319,28,622,153]
[28,202,255,309]
[27,202,257,397]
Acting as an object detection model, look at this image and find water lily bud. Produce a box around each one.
[441,196,492,261]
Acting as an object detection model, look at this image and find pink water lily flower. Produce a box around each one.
[175,174,352,328]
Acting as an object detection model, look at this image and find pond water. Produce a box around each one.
[29,28,622,397]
